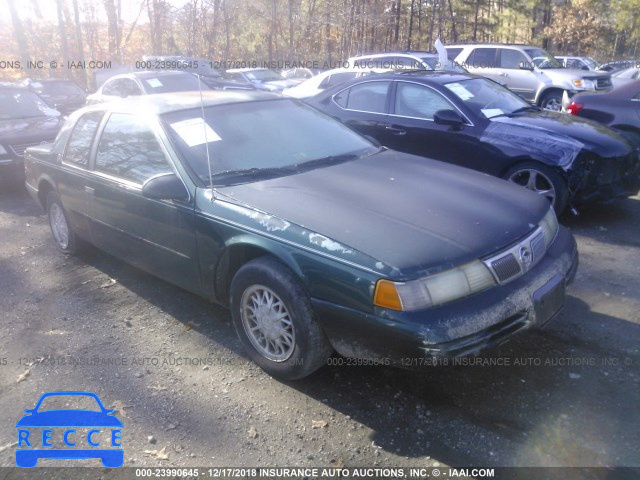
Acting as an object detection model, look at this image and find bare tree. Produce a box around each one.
[7,0,30,70]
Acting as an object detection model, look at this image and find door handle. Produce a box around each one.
[84,186,95,195]
[385,126,407,135]
[499,72,509,77]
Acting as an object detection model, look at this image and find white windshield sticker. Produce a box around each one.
[145,78,163,88]
[446,83,473,100]
[170,118,221,147]
[481,108,504,118]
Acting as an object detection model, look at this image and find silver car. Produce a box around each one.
[448,44,611,111]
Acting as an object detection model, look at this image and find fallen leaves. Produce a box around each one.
[16,369,30,383]
[0,442,18,453]
[100,278,117,289]
[311,419,328,429]
[144,446,169,460]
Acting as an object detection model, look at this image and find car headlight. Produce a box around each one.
[0,144,7,156]
[538,207,559,247]
[572,78,595,90]
[373,260,496,311]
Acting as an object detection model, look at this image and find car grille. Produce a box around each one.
[9,141,51,157]
[595,77,611,89]
[483,228,547,285]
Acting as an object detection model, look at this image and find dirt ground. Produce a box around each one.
[0,185,639,475]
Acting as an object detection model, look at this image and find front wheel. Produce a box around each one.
[504,162,569,215]
[230,257,332,380]
[540,91,563,111]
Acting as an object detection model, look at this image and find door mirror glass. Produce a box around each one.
[434,109,465,127]
[142,173,189,201]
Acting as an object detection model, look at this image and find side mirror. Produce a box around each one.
[519,61,534,71]
[434,109,465,127]
[142,173,189,201]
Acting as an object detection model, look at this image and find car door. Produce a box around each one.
[57,110,105,241]
[497,48,537,102]
[380,80,483,168]
[330,80,392,140]
[86,112,201,293]
[463,48,501,82]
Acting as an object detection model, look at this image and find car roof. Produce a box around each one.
[449,43,536,47]
[346,70,477,84]
[82,90,281,115]
[226,68,270,73]
[110,71,197,81]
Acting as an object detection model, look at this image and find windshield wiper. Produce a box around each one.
[210,167,286,184]
[207,151,373,186]
[489,105,539,118]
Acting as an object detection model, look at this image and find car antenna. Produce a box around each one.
[197,73,215,202]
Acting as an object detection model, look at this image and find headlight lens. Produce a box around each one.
[572,78,595,89]
[538,207,559,247]
[373,260,496,311]
[0,144,7,155]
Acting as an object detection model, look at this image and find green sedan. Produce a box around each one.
[25,91,578,379]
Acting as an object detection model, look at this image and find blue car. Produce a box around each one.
[16,391,123,468]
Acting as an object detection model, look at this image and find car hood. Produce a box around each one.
[484,111,631,162]
[16,410,123,427]
[0,116,62,140]
[541,68,609,80]
[262,79,299,89]
[215,150,549,279]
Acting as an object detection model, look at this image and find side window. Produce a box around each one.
[468,48,497,68]
[446,47,463,61]
[101,79,121,96]
[63,111,104,167]
[95,113,173,184]
[394,82,453,120]
[120,79,142,97]
[499,49,527,69]
[333,81,390,113]
[325,72,357,88]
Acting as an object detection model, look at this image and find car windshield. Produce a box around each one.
[37,395,102,412]
[0,90,60,119]
[444,78,531,119]
[162,98,378,186]
[583,57,599,69]
[245,69,284,82]
[525,48,564,69]
[33,81,85,96]
[419,55,467,72]
[141,73,203,93]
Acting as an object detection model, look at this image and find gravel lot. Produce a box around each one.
[0,185,639,475]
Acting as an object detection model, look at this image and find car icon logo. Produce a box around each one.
[519,245,532,270]
[15,391,123,468]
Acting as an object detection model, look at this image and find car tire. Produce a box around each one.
[504,162,568,215]
[46,191,79,254]
[540,91,563,111]
[230,256,333,380]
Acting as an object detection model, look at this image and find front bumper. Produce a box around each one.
[313,227,578,366]
[567,151,640,205]
[0,157,25,183]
